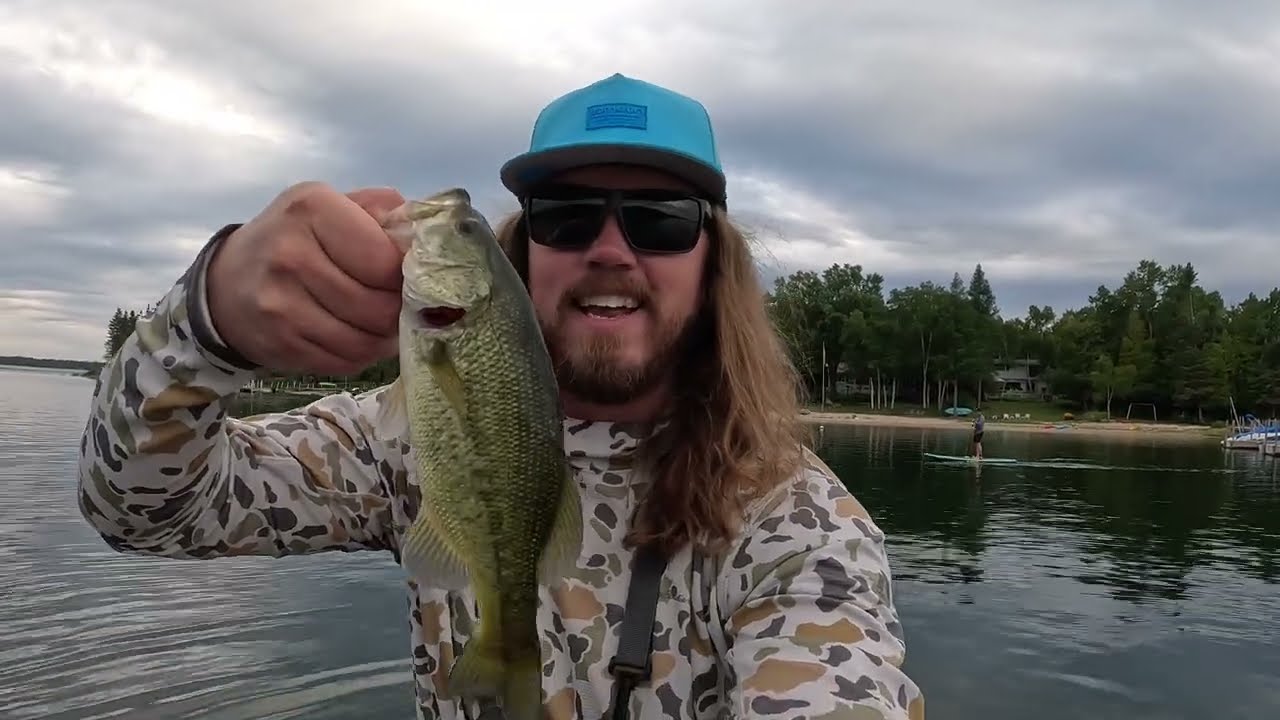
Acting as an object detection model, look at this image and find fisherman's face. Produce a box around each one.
[525,164,710,407]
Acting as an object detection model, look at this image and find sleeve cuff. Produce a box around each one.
[180,223,261,372]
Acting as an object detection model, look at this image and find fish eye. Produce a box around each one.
[455,219,477,236]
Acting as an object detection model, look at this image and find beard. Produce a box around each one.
[539,274,702,406]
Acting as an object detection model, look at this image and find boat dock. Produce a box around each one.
[1222,415,1280,451]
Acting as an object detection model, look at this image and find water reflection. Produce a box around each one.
[0,369,415,720]
[811,421,1280,596]
[810,420,1280,718]
[4,368,1279,720]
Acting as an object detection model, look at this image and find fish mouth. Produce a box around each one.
[419,306,466,328]
[404,291,468,329]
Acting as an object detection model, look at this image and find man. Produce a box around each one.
[972,412,985,460]
[76,73,923,720]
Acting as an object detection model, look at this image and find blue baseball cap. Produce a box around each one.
[500,73,727,205]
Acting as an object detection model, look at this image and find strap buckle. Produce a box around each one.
[607,655,652,682]
[607,660,648,720]
[605,544,668,720]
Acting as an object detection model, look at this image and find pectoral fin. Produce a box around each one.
[425,340,469,422]
[537,465,583,584]
[374,376,410,439]
[401,511,471,591]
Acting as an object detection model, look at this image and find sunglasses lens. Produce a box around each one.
[524,189,706,254]
[617,198,703,253]
[526,198,606,249]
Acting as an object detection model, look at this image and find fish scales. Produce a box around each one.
[377,187,583,720]
[405,274,564,635]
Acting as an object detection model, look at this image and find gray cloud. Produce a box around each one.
[1,0,1277,360]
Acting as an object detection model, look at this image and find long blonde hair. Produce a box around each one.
[495,206,811,558]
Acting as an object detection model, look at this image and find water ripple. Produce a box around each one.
[814,422,1280,718]
[6,368,1280,719]
[0,368,414,719]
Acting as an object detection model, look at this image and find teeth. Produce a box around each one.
[579,295,638,309]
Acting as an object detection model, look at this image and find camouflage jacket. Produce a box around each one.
[76,227,925,720]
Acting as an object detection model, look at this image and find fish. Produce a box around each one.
[375,187,583,720]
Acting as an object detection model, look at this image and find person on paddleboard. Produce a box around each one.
[972,412,985,459]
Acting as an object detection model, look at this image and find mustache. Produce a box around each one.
[563,273,651,305]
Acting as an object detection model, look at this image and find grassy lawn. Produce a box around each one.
[804,401,933,417]
[978,399,1073,422]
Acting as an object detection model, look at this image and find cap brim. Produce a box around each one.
[500,143,727,204]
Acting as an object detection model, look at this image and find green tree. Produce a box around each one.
[1090,352,1138,418]
[103,305,150,360]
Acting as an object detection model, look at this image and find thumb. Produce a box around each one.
[347,187,406,224]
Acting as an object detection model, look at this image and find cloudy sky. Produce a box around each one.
[2,0,1277,361]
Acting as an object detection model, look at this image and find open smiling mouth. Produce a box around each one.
[573,294,641,320]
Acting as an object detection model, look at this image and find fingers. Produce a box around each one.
[295,242,402,339]
[378,203,417,254]
[285,333,370,378]
[207,181,411,377]
[347,187,406,223]
[307,188,407,292]
[289,333,396,377]
[284,283,396,374]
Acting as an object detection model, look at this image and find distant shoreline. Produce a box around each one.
[0,361,1234,447]
[0,362,97,378]
[800,410,1226,444]
[0,356,103,376]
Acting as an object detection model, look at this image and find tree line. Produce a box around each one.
[766,259,1280,424]
[101,304,400,390]
[0,355,103,374]
[99,256,1280,424]
[103,307,146,360]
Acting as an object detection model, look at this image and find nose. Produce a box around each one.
[581,215,637,268]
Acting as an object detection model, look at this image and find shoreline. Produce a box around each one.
[225,387,1229,445]
[800,410,1226,444]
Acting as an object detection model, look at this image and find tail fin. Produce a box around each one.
[501,656,545,720]
[450,648,546,720]
[449,643,505,703]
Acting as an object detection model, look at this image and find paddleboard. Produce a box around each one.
[923,452,1018,465]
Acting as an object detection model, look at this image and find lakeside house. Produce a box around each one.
[991,358,1051,400]
[830,357,1053,402]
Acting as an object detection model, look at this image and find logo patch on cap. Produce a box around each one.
[585,103,647,131]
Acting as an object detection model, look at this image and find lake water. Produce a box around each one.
[2,367,1277,719]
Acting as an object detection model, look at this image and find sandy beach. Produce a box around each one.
[800,409,1227,444]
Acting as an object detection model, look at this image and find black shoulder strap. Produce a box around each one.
[606,543,668,720]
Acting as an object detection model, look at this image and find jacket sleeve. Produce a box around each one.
[76,224,406,560]
[719,449,925,720]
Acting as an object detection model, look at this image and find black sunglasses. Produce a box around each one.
[520,184,711,255]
